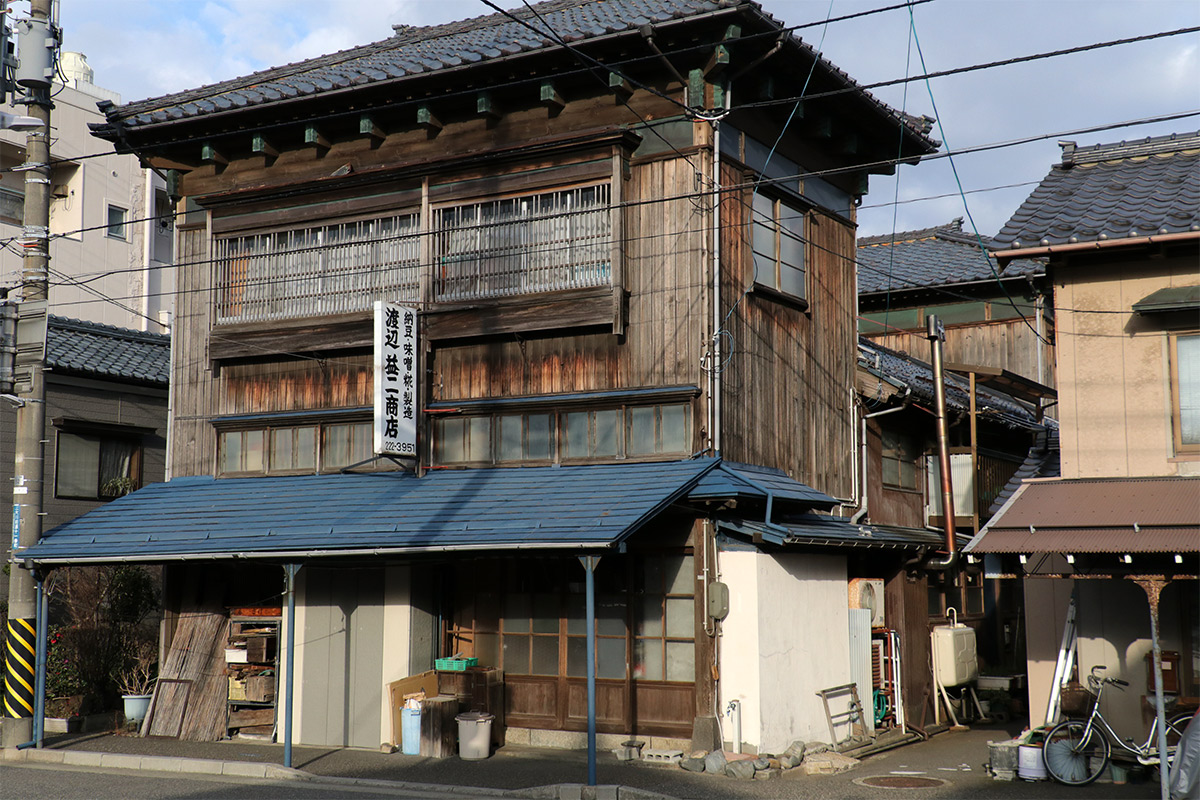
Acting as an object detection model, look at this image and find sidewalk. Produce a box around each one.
[4,722,1165,799]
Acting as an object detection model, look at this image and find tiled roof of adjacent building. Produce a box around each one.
[858,219,1044,295]
[95,0,935,147]
[993,131,1200,250]
[985,425,1059,519]
[47,316,170,387]
[857,337,1040,428]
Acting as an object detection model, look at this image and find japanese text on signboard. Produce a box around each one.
[374,301,417,456]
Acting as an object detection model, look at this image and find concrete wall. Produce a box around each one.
[1054,254,1199,478]
[1,81,172,332]
[380,565,413,746]
[719,549,851,753]
[1024,577,1074,727]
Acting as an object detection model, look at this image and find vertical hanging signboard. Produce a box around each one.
[373,301,418,457]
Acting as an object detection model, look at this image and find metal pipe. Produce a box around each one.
[283,563,300,768]
[851,403,908,524]
[582,556,598,787]
[34,574,47,747]
[639,26,688,89]
[925,315,958,570]
[727,699,742,754]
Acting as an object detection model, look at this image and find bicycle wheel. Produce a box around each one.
[1043,720,1110,785]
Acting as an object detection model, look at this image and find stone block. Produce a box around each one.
[800,752,859,775]
[726,760,756,780]
[680,757,706,772]
[611,747,639,762]
[754,768,781,780]
[704,749,728,774]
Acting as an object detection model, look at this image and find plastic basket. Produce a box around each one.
[435,657,478,671]
[1059,684,1097,718]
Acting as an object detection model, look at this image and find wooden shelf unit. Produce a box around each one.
[226,611,281,737]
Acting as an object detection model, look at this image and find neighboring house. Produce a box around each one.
[22,1,943,755]
[0,314,169,600]
[853,337,1049,721]
[858,219,1054,388]
[966,132,1200,738]
[0,52,173,332]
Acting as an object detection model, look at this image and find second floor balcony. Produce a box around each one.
[214,183,612,325]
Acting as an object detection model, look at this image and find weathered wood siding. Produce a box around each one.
[171,224,217,477]
[432,153,709,409]
[865,316,1056,389]
[717,162,856,495]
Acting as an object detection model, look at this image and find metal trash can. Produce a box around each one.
[401,707,421,755]
[456,711,495,760]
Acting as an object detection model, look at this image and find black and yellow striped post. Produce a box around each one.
[4,617,36,719]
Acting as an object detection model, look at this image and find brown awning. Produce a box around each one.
[966,476,1200,554]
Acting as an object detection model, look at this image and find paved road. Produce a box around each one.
[0,762,513,800]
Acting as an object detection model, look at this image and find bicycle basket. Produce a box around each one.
[1059,682,1097,718]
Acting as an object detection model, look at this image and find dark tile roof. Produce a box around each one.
[857,337,1039,428]
[993,131,1200,249]
[98,0,935,148]
[858,219,1044,295]
[25,458,718,563]
[46,317,170,387]
[985,425,1059,519]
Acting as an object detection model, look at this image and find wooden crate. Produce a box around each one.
[245,636,276,664]
[246,675,275,703]
[420,696,459,758]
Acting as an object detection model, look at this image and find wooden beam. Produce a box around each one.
[837,132,859,156]
[476,91,500,120]
[200,143,228,166]
[607,72,632,102]
[759,76,775,101]
[807,115,833,140]
[304,125,330,153]
[539,81,565,111]
[687,68,705,108]
[704,44,730,77]
[417,105,442,133]
[359,114,386,146]
[251,135,278,159]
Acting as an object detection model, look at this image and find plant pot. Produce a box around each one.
[122,693,152,724]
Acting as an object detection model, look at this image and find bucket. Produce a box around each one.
[456,711,495,760]
[1018,744,1047,781]
[122,693,152,724]
[401,707,421,755]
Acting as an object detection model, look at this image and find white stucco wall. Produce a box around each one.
[719,549,852,753]
[380,565,413,745]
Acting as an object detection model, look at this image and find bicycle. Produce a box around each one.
[1043,665,1194,786]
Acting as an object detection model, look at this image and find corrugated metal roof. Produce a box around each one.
[95,0,936,151]
[966,476,1200,554]
[21,458,718,564]
[717,515,949,550]
[858,219,1043,295]
[46,316,170,387]
[688,462,838,509]
[993,132,1200,250]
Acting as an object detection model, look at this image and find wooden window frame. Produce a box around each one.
[749,189,808,307]
[54,428,145,501]
[215,417,378,476]
[881,428,921,492]
[1169,331,1200,456]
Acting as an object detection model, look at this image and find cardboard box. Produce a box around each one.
[387,671,439,747]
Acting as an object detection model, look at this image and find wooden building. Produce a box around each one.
[24,0,946,754]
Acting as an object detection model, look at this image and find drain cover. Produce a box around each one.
[860,776,947,788]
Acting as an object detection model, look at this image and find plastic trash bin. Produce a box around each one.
[456,711,494,760]
[401,707,421,755]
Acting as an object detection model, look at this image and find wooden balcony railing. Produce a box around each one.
[214,184,611,325]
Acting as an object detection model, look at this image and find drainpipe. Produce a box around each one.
[851,399,909,524]
[925,315,958,570]
[708,84,729,456]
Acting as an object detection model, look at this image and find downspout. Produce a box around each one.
[710,90,725,456]
[925,315,958,570]
[851,400,909,524]
[141,169,154,330]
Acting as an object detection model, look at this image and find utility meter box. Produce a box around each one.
[932,623,978,686]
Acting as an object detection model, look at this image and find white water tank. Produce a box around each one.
[932,623,978,686]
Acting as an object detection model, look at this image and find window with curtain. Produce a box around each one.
[56,431,142,500]
[1171,332,1199,455]
[881,428,921,491]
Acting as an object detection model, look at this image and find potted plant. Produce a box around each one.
[117,640,157,724]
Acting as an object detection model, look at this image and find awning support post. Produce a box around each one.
[1133,578,1170,800]
[34,572,47,748]
[283,563,301,769]
[578,555,601,787]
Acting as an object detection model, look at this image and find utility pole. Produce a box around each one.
[3,0,57,748]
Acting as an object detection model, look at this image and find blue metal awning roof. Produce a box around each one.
[688,462,838,510]
[22,459,720,565]
[717,516,952,550]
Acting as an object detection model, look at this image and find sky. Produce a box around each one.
[32,0,1200,238]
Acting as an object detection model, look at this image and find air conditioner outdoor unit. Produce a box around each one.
[848,578,886,628]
